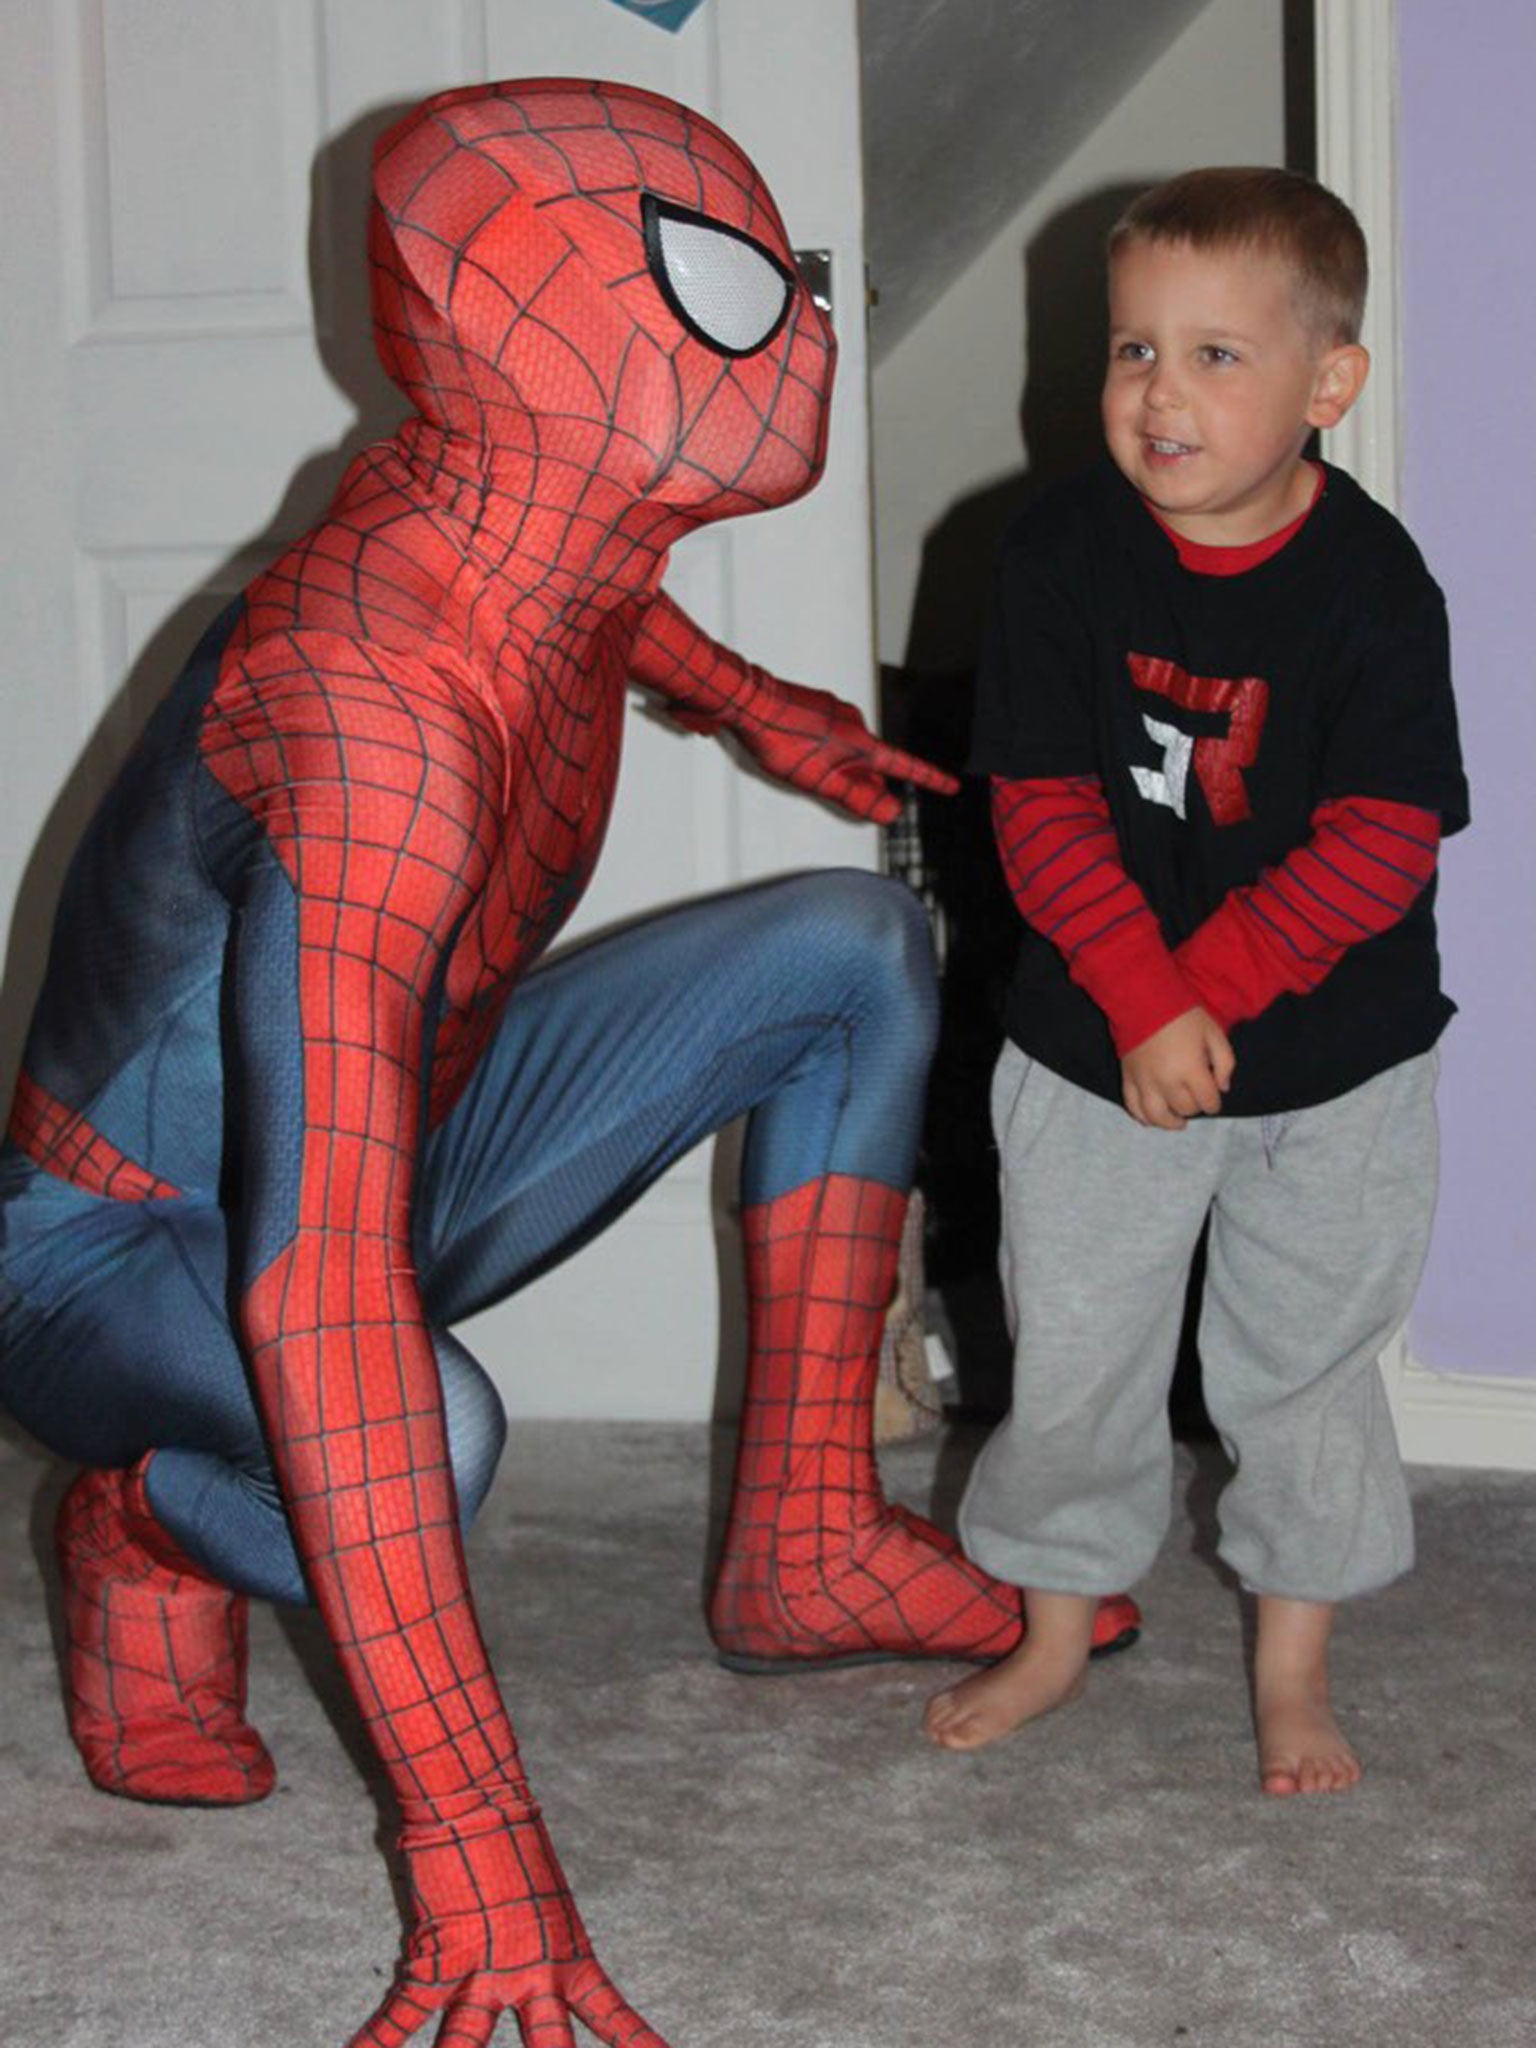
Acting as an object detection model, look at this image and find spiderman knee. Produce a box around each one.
[798,868,939,1065]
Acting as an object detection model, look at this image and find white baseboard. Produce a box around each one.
[1380,1333,1536,1472]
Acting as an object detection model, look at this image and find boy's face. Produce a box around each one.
[1102,236,1366,545]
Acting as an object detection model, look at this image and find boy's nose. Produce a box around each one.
[1147,372,1185,411]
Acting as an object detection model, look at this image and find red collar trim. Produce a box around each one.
[1149,462,1325,575]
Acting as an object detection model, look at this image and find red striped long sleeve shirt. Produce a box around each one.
[991,775,1441,1051]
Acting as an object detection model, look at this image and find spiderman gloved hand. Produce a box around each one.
[351,1781,664,2048]
[634,593,959,825]
[686,670,957,824]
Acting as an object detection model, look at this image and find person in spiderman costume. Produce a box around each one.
[0,80,1137,2046]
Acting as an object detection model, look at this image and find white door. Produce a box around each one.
[0,0,875,1417]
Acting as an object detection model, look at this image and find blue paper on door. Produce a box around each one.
[605,0,710,31]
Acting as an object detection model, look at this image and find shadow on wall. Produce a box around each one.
[885,181,1209,1432]
[0,103,411,1105]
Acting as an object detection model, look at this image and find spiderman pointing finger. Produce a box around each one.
[0,81,1136,2044]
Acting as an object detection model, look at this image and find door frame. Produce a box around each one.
[1318,0,1536,1470]
[1314,0,1402,510]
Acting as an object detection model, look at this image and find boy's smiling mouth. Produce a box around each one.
[1145,435,1198,459]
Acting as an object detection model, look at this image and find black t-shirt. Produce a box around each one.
[969,459,1469,1116]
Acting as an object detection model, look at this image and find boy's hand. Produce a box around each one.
[1121,1008,1235,1130]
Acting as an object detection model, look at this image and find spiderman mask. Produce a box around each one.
[369,78,835,523]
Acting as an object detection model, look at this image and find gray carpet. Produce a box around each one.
[3,1419,1533,2048]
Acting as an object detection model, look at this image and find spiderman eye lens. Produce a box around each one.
[641,195,795,358]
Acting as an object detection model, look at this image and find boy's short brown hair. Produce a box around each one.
[1108,167,1368,346]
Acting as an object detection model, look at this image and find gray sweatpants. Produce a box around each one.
[960,1044,1440,1603]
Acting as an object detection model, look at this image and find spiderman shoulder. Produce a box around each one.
[200,626,507,877]
[240,444,469,652]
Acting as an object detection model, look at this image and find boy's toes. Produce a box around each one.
[922,1684,999,1751]
[927,1708,986,1752]
[1321,1750,1362,1793]
[1261,1746,1361,1796]
[921,1689,964,1741]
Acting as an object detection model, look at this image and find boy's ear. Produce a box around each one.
[1307,343,1370,430]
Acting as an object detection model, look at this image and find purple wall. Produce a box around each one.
[1399,0,1536,1376]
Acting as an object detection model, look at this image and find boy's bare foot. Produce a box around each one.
[922,1647,1087,1750]
[1254,1594,1360,1797]
[1256,1689,1361,1795]
[923,1588,1097,1752]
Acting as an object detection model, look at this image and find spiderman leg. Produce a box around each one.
[717,885,1141,1670]
[0,1191,276,1802]
[0,1181,505,1799]
[54,1457,275,1805]
[415,867,935,1313]
[711,1168,1139,1671]
[415,870,1137,1669]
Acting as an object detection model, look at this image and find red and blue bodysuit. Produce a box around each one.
[0,81,1135,2046]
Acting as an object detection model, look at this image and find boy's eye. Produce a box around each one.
[1198,345,1239,366]
[1114,340,1154,364]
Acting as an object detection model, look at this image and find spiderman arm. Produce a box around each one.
[631,590,958,823]
[206,636,664,2048]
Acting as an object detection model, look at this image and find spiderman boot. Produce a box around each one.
[56,1458,276,1805]
[711,1173,1142,1671]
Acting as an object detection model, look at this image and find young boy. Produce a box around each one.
[923,168,1468,1793]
